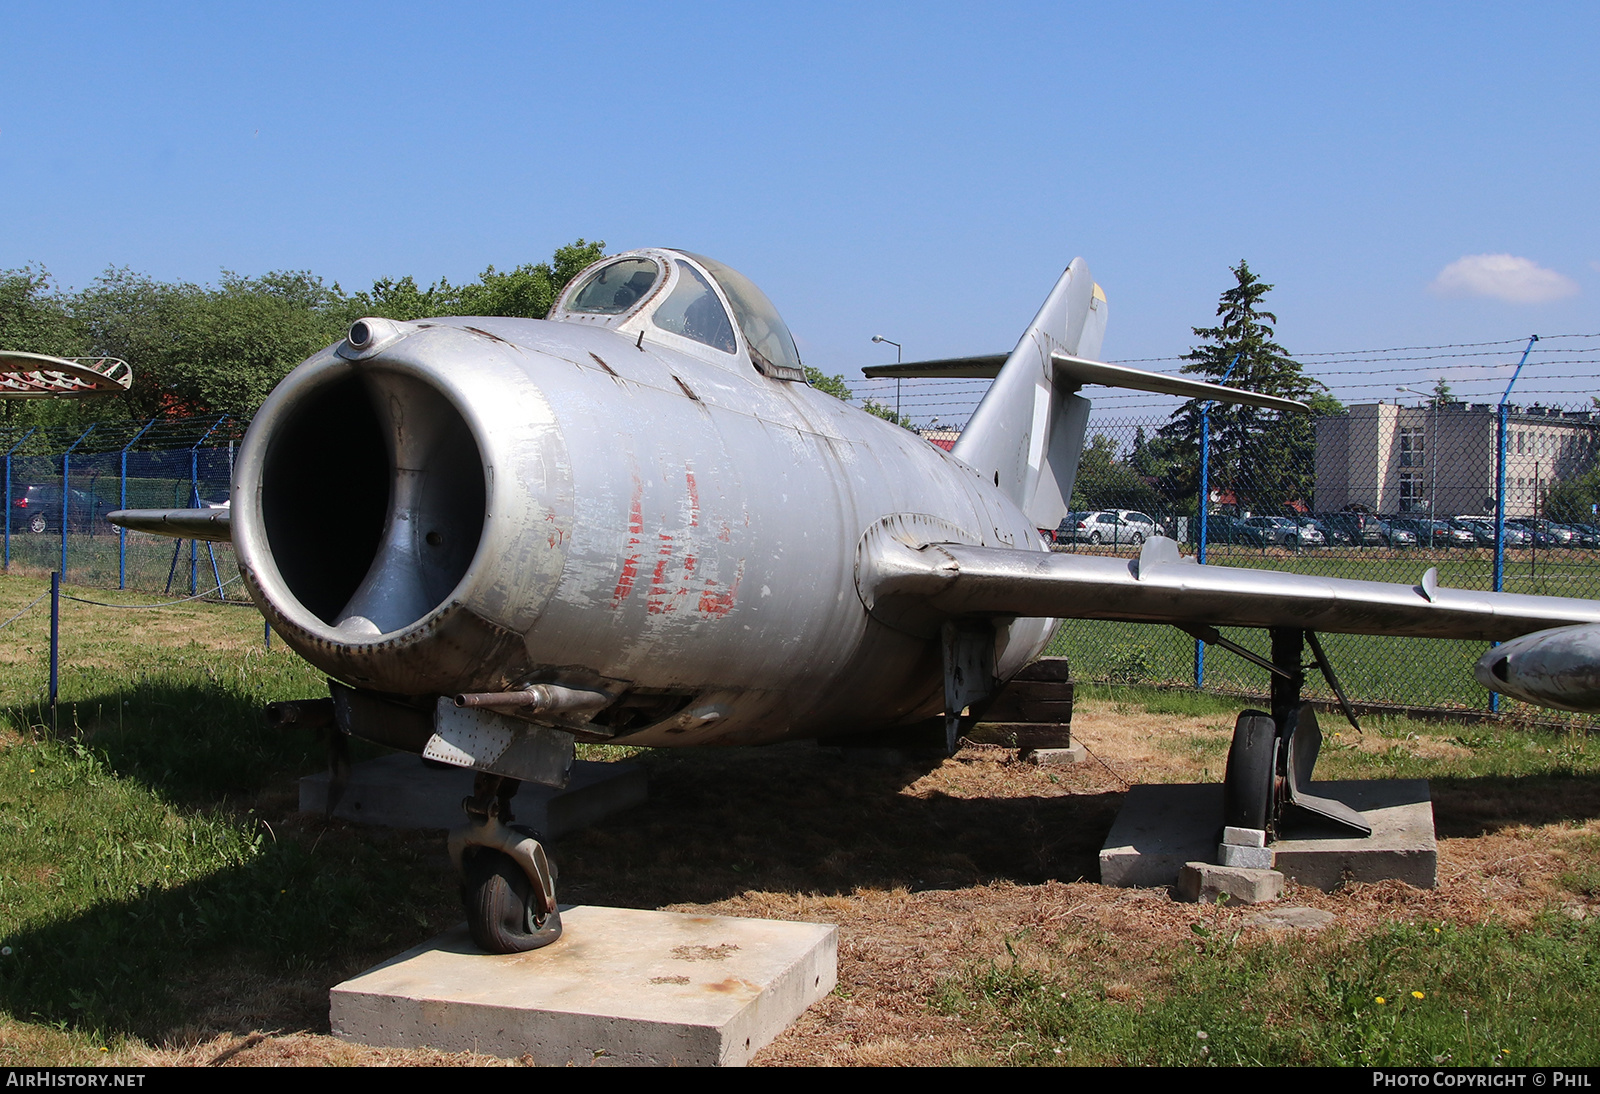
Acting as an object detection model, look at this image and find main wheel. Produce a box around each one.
[461,848,563,954]
[1222,712,1277,832]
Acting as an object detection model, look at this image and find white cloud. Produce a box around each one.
[1430,254,1578,304]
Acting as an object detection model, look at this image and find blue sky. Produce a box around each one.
[2,2,1596,420]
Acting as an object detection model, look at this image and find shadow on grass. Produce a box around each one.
[4,681,326,806]
[1429,771,1600,837]
[555,743,1128,910]
[0,821,460,1042]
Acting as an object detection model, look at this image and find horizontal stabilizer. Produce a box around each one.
[108,508,232,543]
[1050,354,1308,413]
[859,535,1600,642]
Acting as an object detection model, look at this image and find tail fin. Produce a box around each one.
[951,258,1105,532]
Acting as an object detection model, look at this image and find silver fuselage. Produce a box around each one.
[232,315,1054,747]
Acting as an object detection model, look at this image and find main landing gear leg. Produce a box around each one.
[448,772,563,954]
[1221,627,1371,839]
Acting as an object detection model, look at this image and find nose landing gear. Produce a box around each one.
[448,773,563,953]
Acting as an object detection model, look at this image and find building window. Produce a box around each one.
[1399,426,1425,468]
[1400,472,1425,512]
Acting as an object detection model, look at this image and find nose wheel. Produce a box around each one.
[448,773,563,953]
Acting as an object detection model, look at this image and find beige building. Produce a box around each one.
[1315,402,1600,518]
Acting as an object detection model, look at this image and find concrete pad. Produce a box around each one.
[330,906,837,1066]
[300,755,646,837]
[1176,862,1283,904]
[1099,781,1436,891]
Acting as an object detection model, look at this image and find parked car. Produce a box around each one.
[1317,511,1387,547]
[1056,510,1148,546]
[1202,515,1268,547]
[1375,520,1416,548]
[1241,515,1305,548]
[1390,518,1473,548]
[1453,517,1530,547]
[9,484,116,534]
[1301,518,1347,546]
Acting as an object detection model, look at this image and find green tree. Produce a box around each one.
[0,266,83,358]
[804,366,854,401]
[803,366,916,430]
[1158,261,1335,514]
[1431,377,1454,404]
[1070,433,1158,511]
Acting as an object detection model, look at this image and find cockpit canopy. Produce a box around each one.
[551,249,805,381]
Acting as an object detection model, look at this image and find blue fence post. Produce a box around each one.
[4,428,36,571]
[49,570,59,734]
[1194,351,1241,690]
[1490,334,1540,712]
[119,419,157,589]
[188,416,227,595]
[61,425,96,579]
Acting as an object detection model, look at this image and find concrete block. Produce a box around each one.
[330,906,836,1066]
[1176,862,1284,904]
[1218,843,1274,869]
[1222,826,1267,848]
[1099,781,1436,891]
[300,755,646,837]
[1027,744,1088,766]
[1246,907,1336,931]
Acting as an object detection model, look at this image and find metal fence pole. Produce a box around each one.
[1194,352,1241,690]
[49,570,59,734]
[1490,334,1540,712]
[188,416,227,595]
[119,419,156,589]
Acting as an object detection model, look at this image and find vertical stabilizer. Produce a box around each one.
[951,259,1106,532]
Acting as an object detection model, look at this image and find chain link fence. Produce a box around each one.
[0,417,244,598]
[8,398,1600,719]
[1038,400,1600,719]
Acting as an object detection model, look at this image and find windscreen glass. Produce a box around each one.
[680,253,803,376]
[652,263,737,353]
[567,259,660,314]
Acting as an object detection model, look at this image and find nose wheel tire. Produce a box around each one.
[461,847,563,954]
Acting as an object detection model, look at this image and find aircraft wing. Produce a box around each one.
[108,508,232,543]
[859,535,1600,642]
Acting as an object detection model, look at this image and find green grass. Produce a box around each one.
[942,915,1600,1066]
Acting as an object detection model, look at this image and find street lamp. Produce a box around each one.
[1397,386,1438,535]
[872,335,903,420]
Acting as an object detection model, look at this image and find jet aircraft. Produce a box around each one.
[113,249,1600,952]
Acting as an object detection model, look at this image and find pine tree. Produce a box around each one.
[1158,261,1336,515]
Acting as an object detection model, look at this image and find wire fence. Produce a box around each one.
[1025,397,1600,721]
[0,416,245,598]
[5,394,1600,721]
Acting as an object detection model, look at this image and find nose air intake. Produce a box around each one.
[259,370,486,635]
